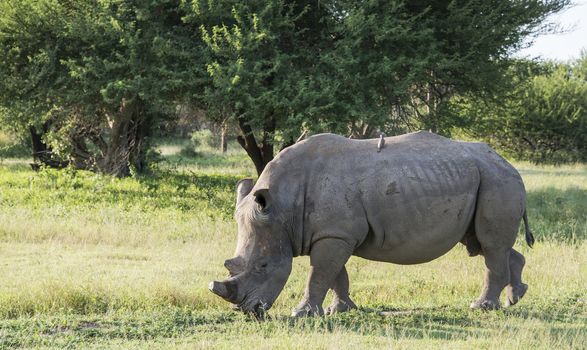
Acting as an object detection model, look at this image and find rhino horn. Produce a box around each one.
[209,281,227,297]
[224,257,244,275]
[209,280,231,300]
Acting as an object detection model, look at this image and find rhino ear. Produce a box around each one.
[253,188,271,211]
[236,178,254,206]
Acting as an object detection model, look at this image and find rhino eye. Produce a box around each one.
[256,262,268,272]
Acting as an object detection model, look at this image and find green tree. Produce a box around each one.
[187,0,569,174]
[1,0,571,175]
[184,0,337,175]
[457,56,587,163]
[0,0,203,176]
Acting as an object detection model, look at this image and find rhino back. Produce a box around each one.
[258,132,482,263]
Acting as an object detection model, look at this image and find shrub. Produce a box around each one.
[0,131,29,158]
[454,57,587,163]
[190,130,216,150]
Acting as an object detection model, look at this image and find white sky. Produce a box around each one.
[515,0,587,61]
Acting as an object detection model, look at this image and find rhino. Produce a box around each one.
[209,131,534,317]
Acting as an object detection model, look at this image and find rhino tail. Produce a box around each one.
[523,210,535,248]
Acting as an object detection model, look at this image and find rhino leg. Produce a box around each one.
[505,248,528,307]
[325,266,357,315]
[469,172,524,310]
[470,247,511,310]
[292,238,353,317]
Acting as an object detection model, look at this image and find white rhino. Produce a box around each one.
[210,131,534,317]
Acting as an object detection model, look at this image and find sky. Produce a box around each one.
[516,0,587,61]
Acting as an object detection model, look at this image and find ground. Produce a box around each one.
[0,138,585,349]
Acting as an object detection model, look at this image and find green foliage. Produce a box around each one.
[177,130,218,157]
[323,0,569,135]
[191,129,216,149]
[186,0,570,146]
[0,130,29,158]
[0,0,205,175]
[0,0,574,173]
[455,56,587,163]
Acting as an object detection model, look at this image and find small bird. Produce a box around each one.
[377,133,385,152]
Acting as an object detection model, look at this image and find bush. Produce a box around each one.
[179,145,198,158]
[454,57,587,163]
[190,130,216,150]
[0,131,29,158]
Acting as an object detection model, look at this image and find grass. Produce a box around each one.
[0,138,585,349]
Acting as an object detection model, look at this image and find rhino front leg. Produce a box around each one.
[292,238,353,317]
[326,266,357,315]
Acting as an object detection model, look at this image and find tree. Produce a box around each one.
[184,0,337,174]
[397,0,570,134]
[0,0,203,176]
[187,0,569,174]
[456,56,587,163]
[1,0,571,175]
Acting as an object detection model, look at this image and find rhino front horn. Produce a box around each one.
[209,281,229,298]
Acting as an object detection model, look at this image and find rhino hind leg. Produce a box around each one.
[469,178,524,310]
[470,247,511,310]
[326,266,357,315]
[505,248,528,307]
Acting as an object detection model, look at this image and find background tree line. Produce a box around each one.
[0,0,583,177]
[456,56,586,163]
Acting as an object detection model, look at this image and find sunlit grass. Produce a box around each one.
[0,141,585,348]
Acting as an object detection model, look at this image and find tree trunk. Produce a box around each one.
[69,134,94,170]
[236,115,274,176]
[30,126,48,164]
[260,114,276,166]
[29,123,67,170]
[220,120,228,153]
[100,99,148,177]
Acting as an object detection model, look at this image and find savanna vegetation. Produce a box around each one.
[0,0,586,348]
[0,141,585,349]
[1,0,584,176]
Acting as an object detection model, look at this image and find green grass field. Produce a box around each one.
[0,139,585,349]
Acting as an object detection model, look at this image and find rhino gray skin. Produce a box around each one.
[209,131,534,317]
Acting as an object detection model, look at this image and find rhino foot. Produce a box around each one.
[291,301,324,317]
[326,298,357,315]
[505,283,528,307]
[470,299,500,310]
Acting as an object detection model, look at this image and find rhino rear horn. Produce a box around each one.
[224,257,244,275]
[236,178,254,205]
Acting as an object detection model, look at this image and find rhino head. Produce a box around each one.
[209,178,293,317]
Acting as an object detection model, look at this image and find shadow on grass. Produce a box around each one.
[275,306,487,340]
[2,303,584,347]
